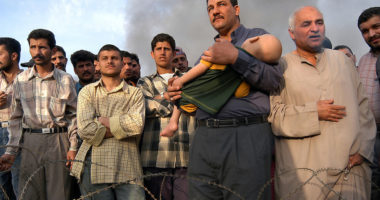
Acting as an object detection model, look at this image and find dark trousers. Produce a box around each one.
[143,167,188,200]
[188,122,273,200]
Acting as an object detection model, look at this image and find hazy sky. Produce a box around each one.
[1,0,378,78]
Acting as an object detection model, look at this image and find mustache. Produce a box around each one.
[32,55,45,60]
[82,71,91,76]
[213,15,223,22]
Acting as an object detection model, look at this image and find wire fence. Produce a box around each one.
[0,144,379,200]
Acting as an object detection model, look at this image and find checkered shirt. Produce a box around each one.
[358,52,380,123]
[71,80,145,184]
[6,66,78,154]
[137,71,196,168]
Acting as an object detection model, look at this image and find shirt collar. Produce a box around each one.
[213,24,246,44]
[95,79,128,94]
[152,68,181,79]
[27,64,56,80]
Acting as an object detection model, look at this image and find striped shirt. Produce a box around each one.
[71,80,145,184]
[358,52,380,123]
[137,71,196,168]
[6,66,78,154]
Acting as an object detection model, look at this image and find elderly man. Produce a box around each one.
[356,7,380,199]
[172,47,189,72]
[269,6,376,199]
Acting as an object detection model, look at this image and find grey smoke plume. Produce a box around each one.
[124,0,378,76]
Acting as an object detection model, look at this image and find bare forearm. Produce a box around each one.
[179,62,209,84]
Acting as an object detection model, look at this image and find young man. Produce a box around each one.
[121,51,141,86]
[168,0,283,199]
[0,37,23,199]
[0,29,78,200]
[356,7,380,199]
[51,45,68,71]
[137,33,195,200]
[71,44,145,199]
[269,6,375,199]
[70,50,96,93]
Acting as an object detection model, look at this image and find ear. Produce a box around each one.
[234,5,240,16]
[150,51,154,59]
[288,28,295,41]
[11,52,18,62]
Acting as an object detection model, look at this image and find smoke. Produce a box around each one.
[124,0,378,76]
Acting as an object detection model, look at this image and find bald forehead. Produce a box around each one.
[295,6,323,21]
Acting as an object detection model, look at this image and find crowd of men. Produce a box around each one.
[0,1,379,200]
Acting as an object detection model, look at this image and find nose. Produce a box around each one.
[310,23,319,33]
[369,28,376,37]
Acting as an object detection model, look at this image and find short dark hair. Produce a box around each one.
[151,33,176,51]
[54,45,66,57]
[97,44,121,59]
[0,37,21,62]
[120,50,132,58]
[130,53,140,65]
[70,50,95,68]
[206,0,238,6]
[358,7,380,28]
[333,45,354,54]
[27,29,56,49]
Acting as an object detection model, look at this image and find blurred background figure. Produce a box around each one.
[172,47,189,72]
[334,45,357,66]
[51,45,68,71]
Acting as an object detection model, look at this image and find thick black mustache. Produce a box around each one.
[33,55,44,60]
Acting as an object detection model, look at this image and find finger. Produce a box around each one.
[170,95,182,101]
[201,55,212,62]
[327,117,340,122]
[330,105,346,110]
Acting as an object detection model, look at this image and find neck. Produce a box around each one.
[294,48,320,66]
[218,22,240,41]
[35,63,54,78]
[101,76,122,91]
[2,63,21,84]
[157,65,174,75]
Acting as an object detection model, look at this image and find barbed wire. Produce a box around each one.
[0,144,379,200]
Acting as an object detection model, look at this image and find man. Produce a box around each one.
[357,7,380,199]
[268,6,376,199]
[168,0,282,199]
[0,37,23,199]
[71,44,145,199]
[51,45,68,71]
[93,54,101,81]
[137,33,195,200]
[0,29,78,200]
[334,45,357,65]
[121,51,141,86]
[70,50,96,93]
[172,47,189,72]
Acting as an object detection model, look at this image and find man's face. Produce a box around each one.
[337,48,356,64]
[0,45,12,71]
[74,60,94,83]
[29,38,53,66]
[359,15,380,53]
[131,60,141,79]
[289,7,325,53]
[51,51,67,71]
[120,57,133,80]
[98,50,122,77]
[172,54,188,72]
[207,0,240,33]
[93,60,101,80]
[150,41,174,69]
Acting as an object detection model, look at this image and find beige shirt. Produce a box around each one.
[71,80,145,184]
[269,49,376,199]
[7,66,77,154]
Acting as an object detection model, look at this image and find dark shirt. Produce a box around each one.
[75,82,84,94]
[196,25,283,119]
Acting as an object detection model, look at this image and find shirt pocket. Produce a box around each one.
[49,97,66,118]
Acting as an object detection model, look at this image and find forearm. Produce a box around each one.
[179,62,210,84]
[231,49,283,93]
